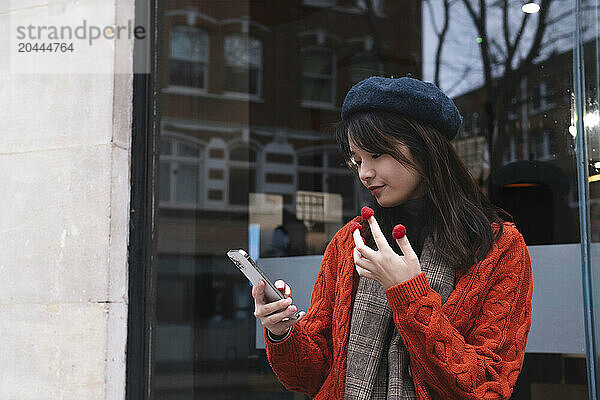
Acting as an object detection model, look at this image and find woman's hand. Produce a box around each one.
[353,215,421,290]
[251,279,305,337]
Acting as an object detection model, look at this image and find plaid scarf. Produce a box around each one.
[345,236,455,399]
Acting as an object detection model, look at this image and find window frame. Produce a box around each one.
[227,144,259,207]
[223,33,263,98]
[349,52,383,85]
[159,134,205,209]
[302,0,336,7]
[296,147,357,215]
[300,45,337,109]
[168,25,210,92]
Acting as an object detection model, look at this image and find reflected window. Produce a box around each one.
[502,136,517,165]
[354,0,384,14]
[532,131,555,161]
[298,153,323,167]
[224,34,262,96]
[297,149,356,214]
[530,81,555,114]
[159,136,203,206]
[472,112,480,134]
[302,47,335,105]
[350,53,382,85]
[531,83,542,112]
[544,81,556,108]
[169,26,208,89]
[508,97,519,121]
[303,0,336,7]
[228,144,258,205]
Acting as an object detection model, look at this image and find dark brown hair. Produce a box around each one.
[334,111,511,270]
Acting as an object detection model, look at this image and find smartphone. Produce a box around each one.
[227,249,300,320]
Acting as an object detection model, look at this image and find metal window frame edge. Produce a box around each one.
[126,0,160,398]
[573,0,599,398]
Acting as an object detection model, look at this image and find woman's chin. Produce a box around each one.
[376,198,394,208]
[377,195,409,208]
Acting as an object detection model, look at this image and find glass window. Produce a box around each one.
[224,34,262,95]
[144,1,600,398]
[353,0,384,14]
[169,26,208,89]
[350,54,382,85]
[303,0,336,7]
[228,145,257,206]
[531,83,542,112]
[302,47,335,105]
[159,137,203,207]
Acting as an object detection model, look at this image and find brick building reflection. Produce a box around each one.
[154,1,421,398]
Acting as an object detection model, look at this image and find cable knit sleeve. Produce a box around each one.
[263,228,341,397]
[385,224,533,400]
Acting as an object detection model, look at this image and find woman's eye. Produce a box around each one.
[352,154,381,166]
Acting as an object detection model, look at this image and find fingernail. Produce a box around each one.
[290,305,297,312]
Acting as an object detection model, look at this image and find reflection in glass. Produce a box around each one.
[169,26,208,89]
[302,47,335,104]
[224,34,262,95]
[149,0,597,398]
[350,54,382,85]
[581,0,600,395]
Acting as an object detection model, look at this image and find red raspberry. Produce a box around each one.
[392,224,407,239]
[361,206,374,220]
[350,221,362,232]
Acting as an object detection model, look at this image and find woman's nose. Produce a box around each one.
[359,165,375,181]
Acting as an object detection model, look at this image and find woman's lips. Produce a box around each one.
[369,185,385,194]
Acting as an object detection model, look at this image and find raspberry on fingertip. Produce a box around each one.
[361,206,374,220]
[392,224,407,239]
[350,221,362,232]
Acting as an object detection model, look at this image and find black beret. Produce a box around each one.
[341,76,463,140]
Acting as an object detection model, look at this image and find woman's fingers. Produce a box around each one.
[366,215,390,251]
[355,242,377,260]
[353,247,374,268]
[354,258,375,279]
[274,279,292,298]
[262,303,299,326]
[352,226,376,258]
[255,296,293,317]
[352,228,363,248]
[253,279,304,336]
[393,224,418,261]
[354,247,376,277]
[251,279,267,305]
[397,235,418,261]
[267,310,306,337]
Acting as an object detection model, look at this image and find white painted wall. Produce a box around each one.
[0,1,134,398]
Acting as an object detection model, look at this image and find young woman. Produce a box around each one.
[252,76,533,400]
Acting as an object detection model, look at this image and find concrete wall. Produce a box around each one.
[0,1,134,398]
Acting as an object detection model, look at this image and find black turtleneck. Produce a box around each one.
[367,196,431,258]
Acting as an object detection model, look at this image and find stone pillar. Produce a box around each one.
[0,1,135,398]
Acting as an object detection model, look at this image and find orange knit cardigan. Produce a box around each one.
[264,217,533,400]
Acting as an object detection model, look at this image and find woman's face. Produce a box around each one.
[348,136,424,207]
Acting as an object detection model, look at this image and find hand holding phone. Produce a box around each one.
[226,249,305,336]
[251,279,305,337]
